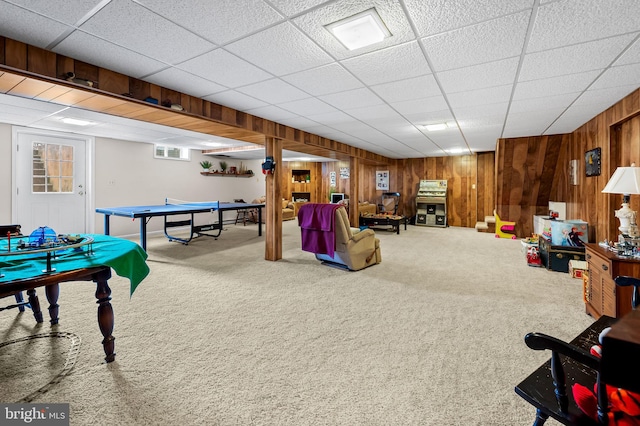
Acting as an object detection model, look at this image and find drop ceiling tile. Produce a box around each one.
[0,109,45,126]
[371,75,441,103]
[277,116,324,130]
[391,95,449,116]
[513,70,600,100]
[328,121,378,137]
[528,0,640,53]
[269,0,331,17]
[319,88,384,110]
[0,94,68,115]
[54,31,167,79]
[519,34,637,81]
[204,90,269,111]
[407,109,455,127]
[453,103,508,124]
[545,105,605,134]
[282,64,363,96]
[590,63,640,91]
[509,92,579,114]
[278,97,339,116]
[79,0,214,64]
[464,130,501,151]
[341,42,430,86]
[423,11,530,72]
[438,57,519,93]
[503,108,566,137]
[6,0,103,25]
[177,49,273,88]
[236,79,311,104]
[343,104,400,122]
[136,0,283,45]
[293,0,415,60]
[244,105,299,121]
[304,110,354,125]
[427,131,467,148]
[447,85,512,108]
[145,67,227,98]
[405,0,533,37]
[226,22,333,76]
[615,38,640,66]
[0,2,73,48]
[574,85,640,109]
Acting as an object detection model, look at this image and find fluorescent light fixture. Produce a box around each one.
[424,123,447,131]
[326,8,391,51]
[60,117,93,126]
[446,148,467,154]
[201,141,226,147]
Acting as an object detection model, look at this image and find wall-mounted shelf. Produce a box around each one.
[200,172,254,178]
[292,169,310,183]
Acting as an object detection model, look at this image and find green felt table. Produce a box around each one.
[0,235,149,363]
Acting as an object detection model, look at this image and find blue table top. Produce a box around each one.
[96,201,264,218]
[0,234,149,295]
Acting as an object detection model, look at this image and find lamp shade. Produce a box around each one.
[601,166,640,195]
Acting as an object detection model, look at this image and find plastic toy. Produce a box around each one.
[494,210,517,239]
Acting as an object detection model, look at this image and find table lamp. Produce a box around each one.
[601,163,640,238]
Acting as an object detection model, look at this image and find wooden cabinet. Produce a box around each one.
[585,244,640,319]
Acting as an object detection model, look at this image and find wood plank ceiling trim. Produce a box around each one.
[0,37,393,166]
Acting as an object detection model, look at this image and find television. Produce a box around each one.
[331,193,346,204]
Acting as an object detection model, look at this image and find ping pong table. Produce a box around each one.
[96,200,264,250]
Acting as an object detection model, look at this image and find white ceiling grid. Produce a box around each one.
[0,0,637,161]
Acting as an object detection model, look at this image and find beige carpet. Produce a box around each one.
[0,221,593,425]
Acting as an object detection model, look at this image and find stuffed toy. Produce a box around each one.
[572,327,640,425]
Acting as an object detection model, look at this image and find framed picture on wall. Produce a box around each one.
[376,170,389,191]
[585,147,601,177]
[330,171,336,186]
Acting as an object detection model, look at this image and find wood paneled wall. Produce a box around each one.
[280,161,322,202]
[495,134,572,237]
[311,154,494,229]
[497,89,640,241]
[564,89,640,243]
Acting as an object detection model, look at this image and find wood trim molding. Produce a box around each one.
[0,36,392,165]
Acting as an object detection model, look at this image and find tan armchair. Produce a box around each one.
[298,204,381,271]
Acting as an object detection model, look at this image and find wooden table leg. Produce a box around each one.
[26,288,43,323]
[46,284,60,325]
[94,268,115,363]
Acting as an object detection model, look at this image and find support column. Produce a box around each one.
[349,156,360,227]
[265,137,283,261]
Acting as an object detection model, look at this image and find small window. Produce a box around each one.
[154,144,190,161]
[32,141,74,193]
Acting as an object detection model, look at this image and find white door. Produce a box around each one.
[13,129,89,235]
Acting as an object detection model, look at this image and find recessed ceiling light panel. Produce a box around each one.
[424,123,447,131]
[60,117,93,126]
[325,8,391,51]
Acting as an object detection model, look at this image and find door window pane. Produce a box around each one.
[32,142,74,193]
